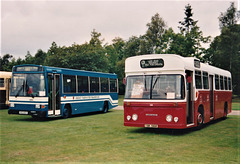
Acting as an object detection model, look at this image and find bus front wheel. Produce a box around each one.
[63,106,71,118]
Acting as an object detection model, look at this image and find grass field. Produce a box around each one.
[0,108,239,163]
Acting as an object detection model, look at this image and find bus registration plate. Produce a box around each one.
[19,111,28,115]
[145,124,158,128]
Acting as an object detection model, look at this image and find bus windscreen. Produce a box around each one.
[10,73,46,97]
[125,75,185,100]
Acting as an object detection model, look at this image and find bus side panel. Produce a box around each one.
[70,101,105,115]
[214,91,232,119]
[61,93,118,115]
[195,91,211,124]
[108,93,118,109]
[0,90,7,109]
[195,91,232,123]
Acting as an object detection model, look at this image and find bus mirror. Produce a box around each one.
[123,78,126,85]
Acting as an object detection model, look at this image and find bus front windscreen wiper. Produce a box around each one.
[15,80,25,97]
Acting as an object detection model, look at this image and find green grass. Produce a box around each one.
[232,102,240,110]
[118,94,124,106]
[1,109,239,163]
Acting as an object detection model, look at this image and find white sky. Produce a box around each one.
[1,0,239,59]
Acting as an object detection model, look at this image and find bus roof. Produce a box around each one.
[0,71,12,78]
[12,64,117,78]
[125,54,231,77]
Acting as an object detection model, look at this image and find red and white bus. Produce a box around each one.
[124,54,232,129]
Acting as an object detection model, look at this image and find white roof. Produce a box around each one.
[125,54,231,77]
[0,71,12,78]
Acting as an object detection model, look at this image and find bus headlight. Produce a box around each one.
[127,115,131,121]
[10,103,15,107]
[166,115,173,122]
[35,104,40,108]
[174,117,179,123]
[132,114,138,121]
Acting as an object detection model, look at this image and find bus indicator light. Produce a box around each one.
[174,117,179,123]
[127,115,131,121]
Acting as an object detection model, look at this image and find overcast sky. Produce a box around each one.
[1,0,239,59]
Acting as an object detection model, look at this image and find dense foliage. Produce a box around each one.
[1,3,239,95]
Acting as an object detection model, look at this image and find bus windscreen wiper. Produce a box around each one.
[15,80,25,97]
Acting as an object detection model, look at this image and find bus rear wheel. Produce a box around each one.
[197,106,204,127]
[102,102,109,113]
[223,102,228,119]
[197,112,203,126]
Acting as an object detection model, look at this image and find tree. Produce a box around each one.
[205,2,240,96]
[178,4,210,58]
[89,29,104,47]
[145,13,167,53]
[44,42,66,67]
[179,4,196,34]
[0,54,13,71]
[218,2,240,30]
[34,49,47,65]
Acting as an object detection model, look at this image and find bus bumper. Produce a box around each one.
[8,109,47,117]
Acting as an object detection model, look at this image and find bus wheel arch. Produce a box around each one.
[197,105,204,126]
[102,101,109,113]
[63,104,72,118]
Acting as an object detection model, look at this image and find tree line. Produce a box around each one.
[1,3,239,96]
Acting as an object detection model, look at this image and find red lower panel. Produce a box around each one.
[124,102,188,129]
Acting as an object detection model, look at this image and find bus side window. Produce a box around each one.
[203,71,209,89]
[63,75,76,93]
[215,74,219,90]
[0,78,4,87]
[228,77,232,90]
[110,79,117,92]
[90,77,99,93]
[220,76,224,90]
[224,76,228,90]
[195,71,202,89]
[78,76,89,93]
[101,78,109,93]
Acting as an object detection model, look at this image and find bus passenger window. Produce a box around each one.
[63,75,76,93]
[90,77,99,93]
[224,76,228,90]
[195,71,202,89]
[110,79,117,93]
[203,72,209,89]
[78,76,89,93]
[101,78,109,92]
[220,76,224,90]
[0,78,4,87]
[215,74,219,90]
[228,78,232,90]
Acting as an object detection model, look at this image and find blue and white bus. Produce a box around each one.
[8,65,118,118]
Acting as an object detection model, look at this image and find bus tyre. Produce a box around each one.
[102,102,109,113]
[223,103,228,119]
[63,106,71,119]
[197,112,203,126]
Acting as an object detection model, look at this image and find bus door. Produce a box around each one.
[209,75,214,119]
[186,70,194,124]
[47,74,61,116]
